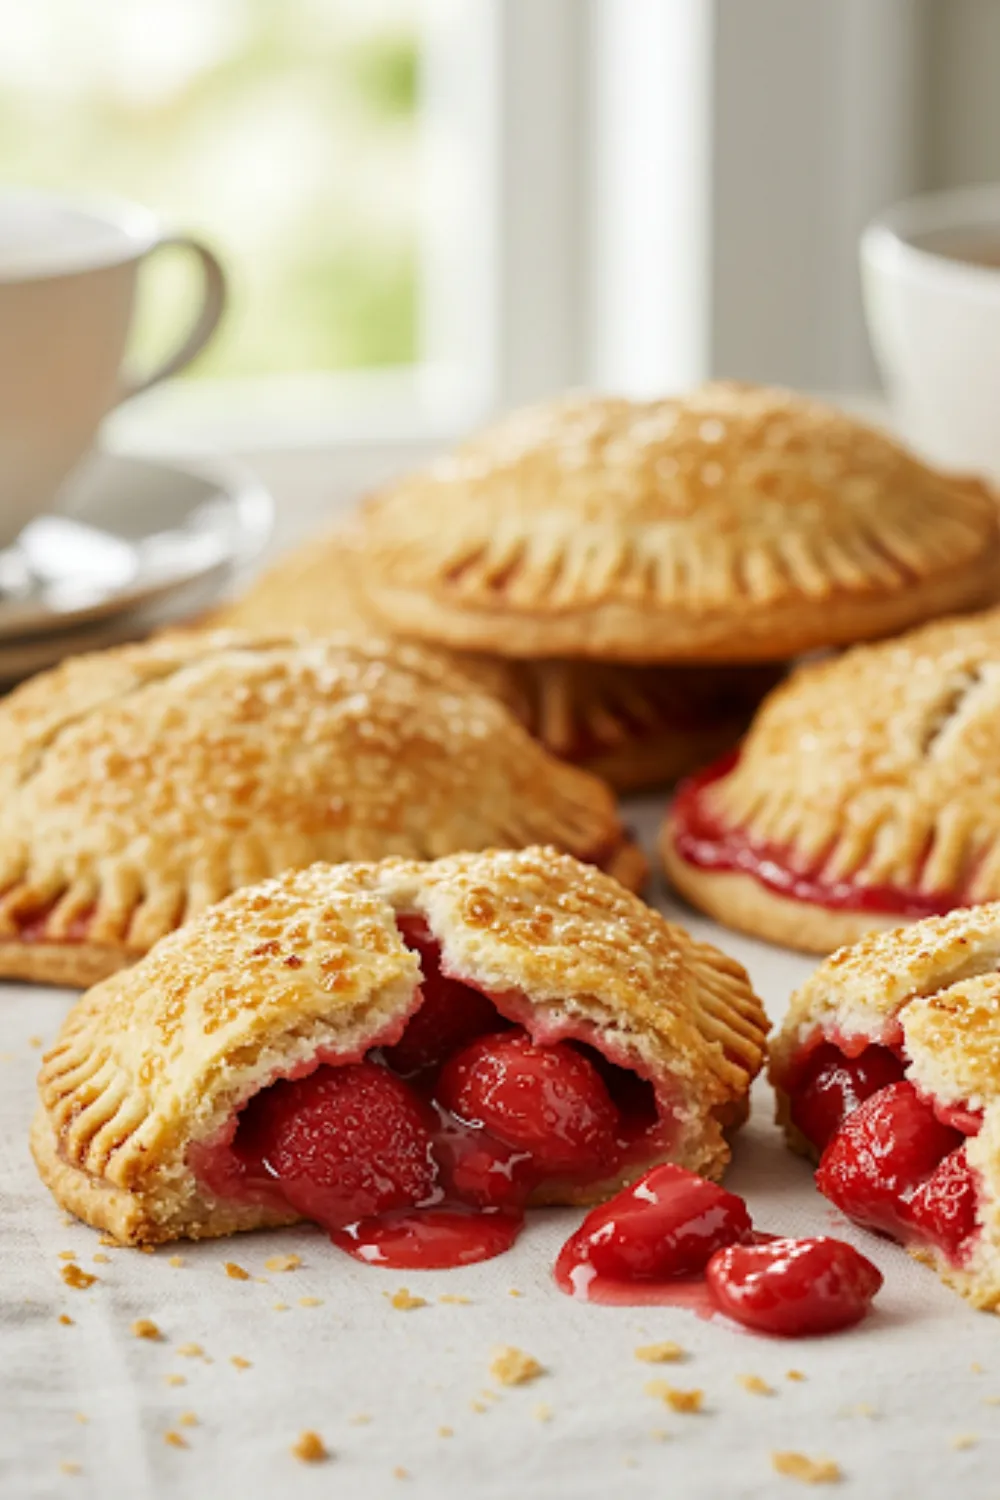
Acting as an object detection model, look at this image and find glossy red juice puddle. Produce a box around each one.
[671,752,960,920]
[191,917,670,1270]
[554,1163,881,1337]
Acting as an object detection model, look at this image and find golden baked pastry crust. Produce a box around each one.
[33,847,768,1244]
[662,607,1000,953]
[212,530,779,791]
[771,905,1000,1310]
[0,632,640,988]
[353,385,1000,661]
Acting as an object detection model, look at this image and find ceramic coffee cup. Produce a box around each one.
[861,183,1000,480]
[0,189,226,546]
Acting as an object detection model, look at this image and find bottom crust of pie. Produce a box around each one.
[660,827,900,954]
[0,940,134,991]
[29,1108,301,1247]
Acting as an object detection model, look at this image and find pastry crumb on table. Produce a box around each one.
[60,1266,96,1290]
[223,1262,250,1281]
[265,1254,301,1273]
[489,1347,544,1386]
[644,1381,704,1413]
[772,1451,842,1484]
[291,1430,329,1464]
[635,1341,685,1364]
[387,1288,427,1311]
[131,1319,162,1341]
[737,1373,775,1396]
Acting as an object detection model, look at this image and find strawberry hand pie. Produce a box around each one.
[771,904,1000,1310]
[0,632,643,987]
[663,608,1000,953]
[33,848,767,1262]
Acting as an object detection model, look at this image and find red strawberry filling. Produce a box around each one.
[190,918,673,1269]
[785,1038,983,1265]
[554,1162,883,1336]
[706,1237,883,1336]
[671,752,961,920]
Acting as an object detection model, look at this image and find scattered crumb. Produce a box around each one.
[950,1434,978,1451]
[139,1245,155,1255]
[439,1294,471,1305]
[272,1303,289,1312]
[58,1315,74,1327]
[163,1432,188,1450]
[178,1413,198,1428]
[61,1266,96,1291]
[649,1428,669,1442]
[224,1262,250,1281]
[168,1256,184,1269]
[132,1319,162,1341]
[74,1415,87,1425]
[738,1374,775,1396]
[291,1431,328,1465]
[393,1467,409,1480]
[479,1389,499,1403]
[438,1426,454,1439]
[635,1341,684,1364]
[508,1288,524,1298]
[92,1254,110,1265]
[645,1381,703,1414]
[772,1451,841,1484]
[971,1362,985,1375]
[58,1250,77,1261]
[266,1254,302,1273]
[349,1414,371,1427]
[176,1343,204,1359]
[533,1403,553,1424]
[230,1357,251,1371]
[164,1376,186,1388]
[298,1297,323,1308]
[982,1396,1000,1406]
[490,1346,544,1387]
[470,1400,488,1414]
[29,1035,43,1048]
[58,1462,81,1476]
[98,1236,117,1248]
[786,1370,807,1382]
[388,1288,427,1311]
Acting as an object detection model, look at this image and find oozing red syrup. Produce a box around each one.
[554,1163,883,1336]
[671,751,960,919]
[785,1039,983,1265]
[192,918,669,1270]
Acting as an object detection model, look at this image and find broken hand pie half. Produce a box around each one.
[33,848,768,1264]
[354,384,1000,662]
[0,632,642,988]
[663,607,1000,954]
[213,530,780,793]
[772,904,1000,1311]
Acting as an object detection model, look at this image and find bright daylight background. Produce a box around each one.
[0,0,420,379]
[0,0,998,464]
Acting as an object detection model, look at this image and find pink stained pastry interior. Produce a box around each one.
[670,751,960,920]
[190,917,674,1270]
[783,1032,983,1265]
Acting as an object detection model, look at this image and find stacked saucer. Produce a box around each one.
[0,447,272,680]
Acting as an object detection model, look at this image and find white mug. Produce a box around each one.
[861,184,1000,479]
[0,188,226,545]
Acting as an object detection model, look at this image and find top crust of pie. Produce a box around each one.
[34,848,768,1243]
[354,384,1000,661]
[770,904,1000,1307]
[0,632,635,979]
[689,607,1000,912]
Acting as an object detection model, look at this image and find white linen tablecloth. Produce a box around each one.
[3,796,999,1500]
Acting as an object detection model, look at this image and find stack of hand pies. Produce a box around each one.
[24,378,1000,1320]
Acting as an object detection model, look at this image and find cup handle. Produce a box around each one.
[117,233,227,402]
